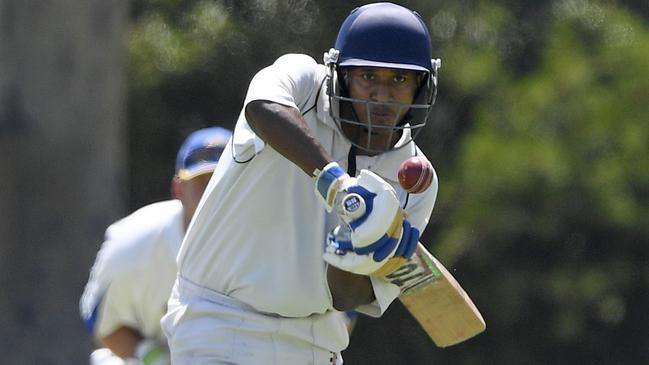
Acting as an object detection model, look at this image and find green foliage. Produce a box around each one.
[128,1,231,90]
[436,2,513,93]
[430,2,649,363]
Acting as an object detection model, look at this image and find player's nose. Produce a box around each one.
[369,82,392,102]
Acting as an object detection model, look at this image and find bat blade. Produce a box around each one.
[389,243,486,347]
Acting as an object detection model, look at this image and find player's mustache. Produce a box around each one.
[369,104,393,113]
[368,105,401,123]
[362,125,395,136]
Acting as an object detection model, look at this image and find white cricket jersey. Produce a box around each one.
[80,200,184,343]
[176,52,438,334]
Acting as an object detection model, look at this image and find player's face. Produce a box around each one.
[343,67,420,153]
[178,173,212,229]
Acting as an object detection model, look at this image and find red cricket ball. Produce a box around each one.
[398,156,433,194]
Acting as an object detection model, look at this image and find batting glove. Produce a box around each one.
[315,164,405,248]
[324,217,420,276]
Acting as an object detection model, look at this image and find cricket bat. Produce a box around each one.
[386,243,486,347]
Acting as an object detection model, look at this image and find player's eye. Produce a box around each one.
[393,74,408,83]
[361,72,375,81]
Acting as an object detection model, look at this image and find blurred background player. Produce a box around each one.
[79,127,232,365]
[162,3,441,364]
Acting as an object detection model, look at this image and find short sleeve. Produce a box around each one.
[353,276,401,317]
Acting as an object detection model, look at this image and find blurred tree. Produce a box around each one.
[0,1,128,364]
[429,2,649,363]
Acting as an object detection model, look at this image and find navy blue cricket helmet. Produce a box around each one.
[324,2,441,153]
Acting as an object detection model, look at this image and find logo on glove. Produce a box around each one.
[343,194,361,213]
[341,193,366,221]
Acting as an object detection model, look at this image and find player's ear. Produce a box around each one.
[340,68,350,86]
[171,176,183,200]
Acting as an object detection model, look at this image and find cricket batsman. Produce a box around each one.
[162,3,441,364]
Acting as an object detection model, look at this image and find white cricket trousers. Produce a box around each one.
[161,276,344,365]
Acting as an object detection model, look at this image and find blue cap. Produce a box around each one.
[175,127,232,180]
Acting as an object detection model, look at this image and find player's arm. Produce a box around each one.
[90,267,170,364]
[101,326,170,364]
[327,265,375,311]
[100,325,142,359]
[245,100,331,175]
[245,102,376,311]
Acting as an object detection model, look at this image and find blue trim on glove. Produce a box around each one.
[316,165,346,200]
[335,239,354,251]
[394,220,412,257]
[372,236,399,262]
[403,226,419,258]
[354,220,420,263]
[354,234,390,255]
[346,186,376,230]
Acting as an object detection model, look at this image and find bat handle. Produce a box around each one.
[326,224,352,255]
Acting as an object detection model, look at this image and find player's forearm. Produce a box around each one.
[100,325,143,359]
[327,265,375,311]
[245,100,331,175]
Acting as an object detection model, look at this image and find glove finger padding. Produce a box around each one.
[324,242,387,275]
[394,220,416,257]
[355,208,405,259]
[370,221,420,277]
